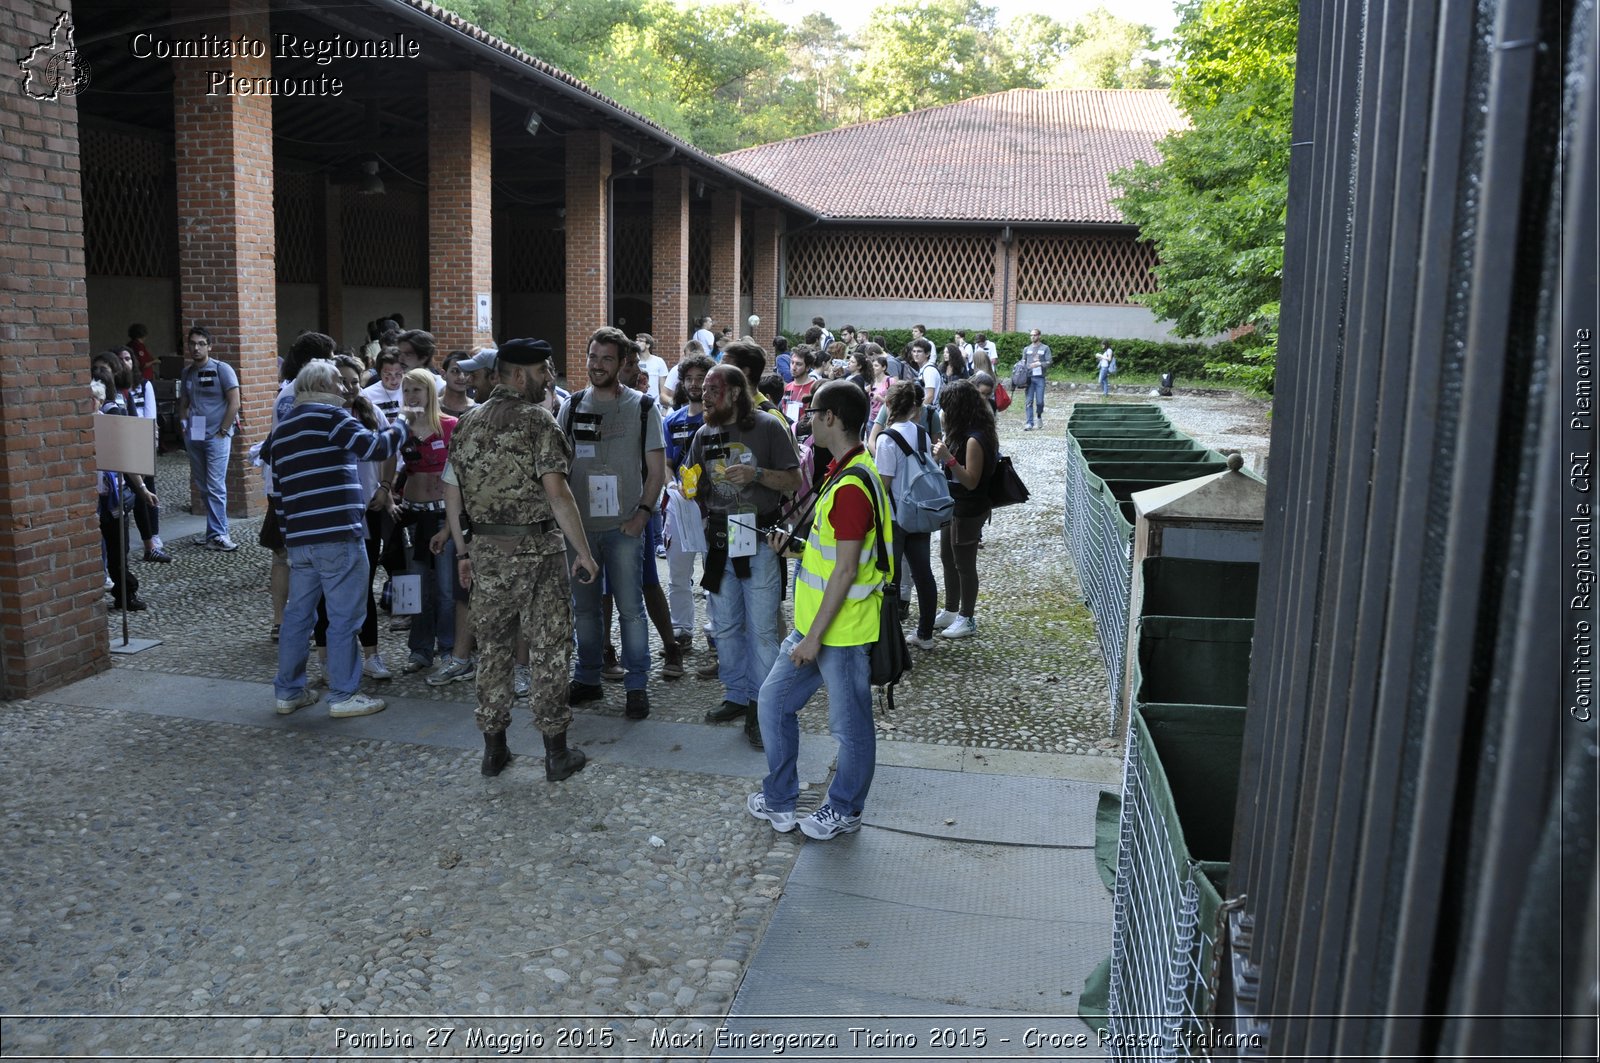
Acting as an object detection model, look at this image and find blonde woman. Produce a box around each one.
[395,368,463,676]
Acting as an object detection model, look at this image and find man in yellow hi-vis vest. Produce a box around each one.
[747,380,891,841]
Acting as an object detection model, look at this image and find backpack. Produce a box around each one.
[558,387,656,480]
[884,426,954,533]
[1010,360,1029,390]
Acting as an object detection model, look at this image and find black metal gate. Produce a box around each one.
[1222,1,1597,1058]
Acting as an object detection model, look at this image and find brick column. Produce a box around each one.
[0,2,106,694]
[320,177,343,337]
[707,189,742,342]
[992,230,1014,334]
[652,167,690,366]
[750,207,781,346]
[427,71,494,354]
[172,0,275,519]
[565,130,612,379]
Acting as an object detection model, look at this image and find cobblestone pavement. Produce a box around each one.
[3,387,1269,1059]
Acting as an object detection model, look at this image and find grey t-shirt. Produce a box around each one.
[560,388,665,533]
[686,410,800,518]
[181,357,239,438]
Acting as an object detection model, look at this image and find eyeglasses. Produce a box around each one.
[805,406,833,419]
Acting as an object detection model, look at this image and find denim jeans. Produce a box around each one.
[708,545,782,706]
[185,435,232,540]
[276,536,367,702]
[406,511,456,661]
[1097,365,1111,395]
[757,630,876,817]
[1025,376,1047,426]
[571,527,649,690]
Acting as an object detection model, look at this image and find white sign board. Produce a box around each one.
[93,414,157,476]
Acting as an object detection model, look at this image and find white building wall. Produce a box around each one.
[1015,303,1193,342]
[783,298,991,334]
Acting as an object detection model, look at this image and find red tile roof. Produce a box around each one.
[718,89,1186,225]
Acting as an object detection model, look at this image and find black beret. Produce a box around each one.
[497,338,553,366]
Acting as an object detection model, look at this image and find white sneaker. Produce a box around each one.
[275,688,320,715]
[363,653,393,680]
[328,693,386,718]
[207,535,239,552]
[940,616,977,639]
[932,609,960,631]
[747,792,798,833]
[907,634,937,650]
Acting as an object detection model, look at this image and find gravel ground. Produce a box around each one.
[3,386,1269,1058]
[105,386,1269,758]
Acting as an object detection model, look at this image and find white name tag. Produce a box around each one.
[188,414,208,441]
[575,443,596,460]
[1032,366,1043,377]
[588,474,619,517]
[728,511,757,558]
[390,574,422,615]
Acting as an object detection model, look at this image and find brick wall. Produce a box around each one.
[750,208,780,348]
[172,0,276,518]
[707,190,742,342]
[652,167,690,366]
[427,71,493,355]
[564,130,611,379]
[0,0,108,695]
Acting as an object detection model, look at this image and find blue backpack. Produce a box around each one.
[884,425,955,533]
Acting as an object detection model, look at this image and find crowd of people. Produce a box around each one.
[90,314,1059,838]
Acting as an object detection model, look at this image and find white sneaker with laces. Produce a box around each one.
[746,792,798,833]
[363,653,393,680]
[208,535,239,552]
[798,804,862,840]
[932,609,960,631]
[328,693,386,719]
[907,634,937,650]
[940,616,977,639]
[275,688,320,715]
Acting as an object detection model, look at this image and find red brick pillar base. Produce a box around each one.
[0,0,107,695]
[173,0,276,519]
[564,131,612,380]
[428,71,494,355]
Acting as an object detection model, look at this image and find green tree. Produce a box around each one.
[1049,7,1166,90]
[438,0,645,82]
[854,0,1015,119]
[1110,0,1296,390]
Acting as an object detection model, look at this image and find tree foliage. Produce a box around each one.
[435,1,1176,151]
[1109,0,1297,391]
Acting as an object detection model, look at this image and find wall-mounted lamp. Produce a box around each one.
[524,109,543,136]
[358,158,385,196]
[1000,224,1014,245]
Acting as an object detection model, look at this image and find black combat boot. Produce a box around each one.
[543,730,588,782]
[481,730,513,777]
[744,706,764,750]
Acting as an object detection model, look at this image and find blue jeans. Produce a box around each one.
[758,630,876,817]
[1025,375,1047,426]
[571,527,648,690]
[406,512,456,661]
[185,435,232,540]
[276,537,367,702]
[708,544,783,706]
[1097,365,1110,395]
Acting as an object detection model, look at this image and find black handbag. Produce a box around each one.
[987,455,1031,508]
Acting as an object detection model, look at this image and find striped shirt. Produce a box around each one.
[264,401,409,547]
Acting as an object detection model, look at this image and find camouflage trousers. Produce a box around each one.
[471,537,574,736]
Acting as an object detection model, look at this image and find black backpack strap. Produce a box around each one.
[838,465,891,577]
[557,387,587,439]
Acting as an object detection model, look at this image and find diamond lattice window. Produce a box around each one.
[688,224,711,295]
[1015,233,1157,306]
[81,128,173,278]
[274,171,320,285]
[614,215,651,296]
[740,224,753,296]
[341,185,426,289]
[494,209,566,294]
[786,230,995,301]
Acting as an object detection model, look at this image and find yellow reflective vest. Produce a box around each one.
[794,450,892,646]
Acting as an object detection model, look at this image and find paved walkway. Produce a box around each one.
[1,388,1267,1060]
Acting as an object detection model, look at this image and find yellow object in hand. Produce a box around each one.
[682,463,702,500]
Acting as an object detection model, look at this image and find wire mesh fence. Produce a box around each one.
[1063,433,1136,725]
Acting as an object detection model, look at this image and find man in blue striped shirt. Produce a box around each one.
[264,360,412,719]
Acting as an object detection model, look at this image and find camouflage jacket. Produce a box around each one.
[449,386,572,552]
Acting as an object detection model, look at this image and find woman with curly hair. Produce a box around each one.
[931,379,997,639]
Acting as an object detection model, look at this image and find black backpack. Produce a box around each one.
[557,387,656,480]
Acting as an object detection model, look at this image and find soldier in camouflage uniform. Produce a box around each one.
[445,338,600,781]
